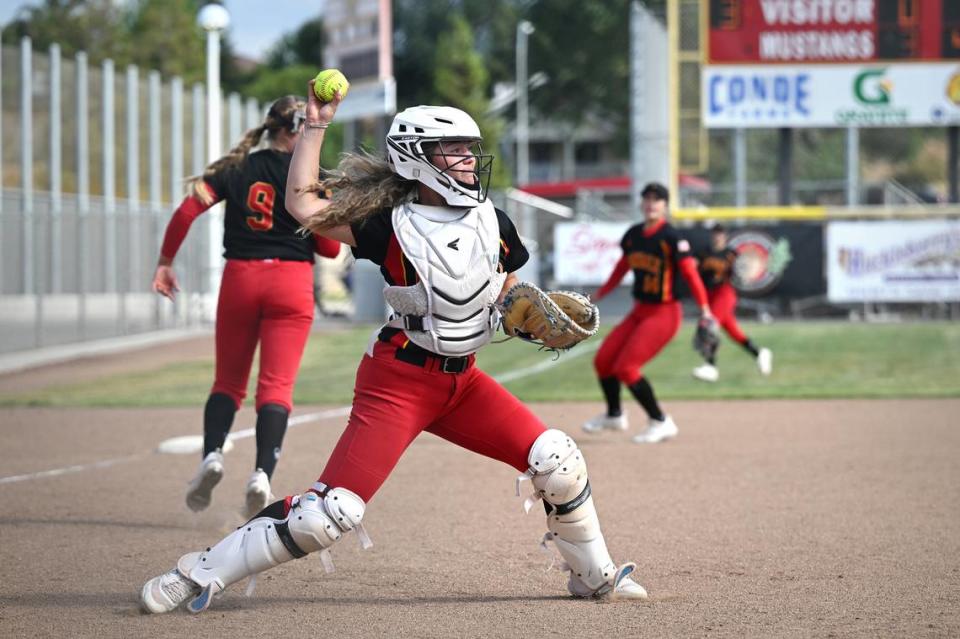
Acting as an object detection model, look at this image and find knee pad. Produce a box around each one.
[177,488,370,612]
[519,429,618,595]
[526,428,588,509]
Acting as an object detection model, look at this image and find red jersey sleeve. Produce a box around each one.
[594,255,629,302]
[678,256,709,307]
[159,187,221,260]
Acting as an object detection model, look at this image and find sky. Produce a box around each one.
[0,0,323,61]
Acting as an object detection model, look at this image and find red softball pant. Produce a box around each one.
[211,259,314,412]
[316,340,547,503]
[593,301,682,385]
[708,283,747,344]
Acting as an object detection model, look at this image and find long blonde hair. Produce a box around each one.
[301,151,416,232]
[187,95,305,204]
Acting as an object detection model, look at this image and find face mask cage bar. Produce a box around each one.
[420,139,494,204]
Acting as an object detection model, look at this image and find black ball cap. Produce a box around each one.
[640,182,669,202]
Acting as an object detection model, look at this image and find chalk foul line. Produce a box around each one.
[1,345,593,484]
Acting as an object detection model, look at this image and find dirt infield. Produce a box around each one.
[0,397,957,638]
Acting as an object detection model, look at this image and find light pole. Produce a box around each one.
[197,3,229,312]
[515,20,535,189]
[515,19,536,264]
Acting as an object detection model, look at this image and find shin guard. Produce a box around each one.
[520,429,621,596]
[177,487,368,612]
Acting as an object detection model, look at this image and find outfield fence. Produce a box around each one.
[0,37,262,354]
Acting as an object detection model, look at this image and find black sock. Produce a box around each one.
[627,378,665,421]
[203,393,237,457]
[255,404,289,478]
[706,353,717,365]
[599,377,622,417]
[742,339,760,358]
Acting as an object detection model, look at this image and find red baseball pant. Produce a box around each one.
[316,341,547,503]
[593,301,682,385]
[211,259,315,411]
[708,283,747,344]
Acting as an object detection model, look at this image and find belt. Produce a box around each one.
[392,341,473,374]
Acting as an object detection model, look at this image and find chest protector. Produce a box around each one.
[384,201,506,356]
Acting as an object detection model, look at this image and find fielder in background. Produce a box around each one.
[140,80,647,615]
[692,225,772,383]
[151,95,341,518]
[583,183,713,444]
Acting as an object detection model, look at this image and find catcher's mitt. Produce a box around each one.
[693,317,720,361]
[499,282,599,350]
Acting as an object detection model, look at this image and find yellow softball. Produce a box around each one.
[313,69,350,102]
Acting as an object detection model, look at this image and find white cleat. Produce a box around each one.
[185,450,224,512]
[582,413,629,434]
[692,363,719,382]
[632,415,679,444]
[757,347,773,376]
[567,563,648,600]
[140,568,200,614]
[244,468,272,519]
[612,576,649,600]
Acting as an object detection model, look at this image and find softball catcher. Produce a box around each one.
[140,82,646,615]
[152,96,340,519]
[691,225,773,382]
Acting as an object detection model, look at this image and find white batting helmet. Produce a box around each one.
[386,106,494,207]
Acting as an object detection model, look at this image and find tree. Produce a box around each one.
[241,64,317,102]
[127,0,206,84]
[433,13,510,188]
[265,16,325,69]
[2,0,127,63]
[524,0,632,144]
[392,0,519,109]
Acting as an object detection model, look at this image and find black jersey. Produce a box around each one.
[697,247,738,289]
[205,149,314,262]
[350,206,529,285]
[621,221,692,303]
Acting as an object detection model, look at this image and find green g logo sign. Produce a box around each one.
[854,69,891,105]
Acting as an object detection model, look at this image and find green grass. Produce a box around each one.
[3,321,959,407]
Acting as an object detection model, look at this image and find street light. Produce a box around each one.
[515,20,535,188]
[515,19,537,274]
[197,3,229,311]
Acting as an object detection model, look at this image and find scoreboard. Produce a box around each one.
[709,0,960,63]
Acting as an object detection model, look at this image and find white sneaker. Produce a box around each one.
[757,347,773,376]
[185,450,224,512]
[140,568,200,614]
[632,415,679,444]
[582,413,629,434]
[692,363,719,382]
[245,468,272,518]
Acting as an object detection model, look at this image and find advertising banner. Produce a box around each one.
[554,222,825,299]
[708,0,960,64]
[677,224,825,299]
[827,220,960,302]
[553,222,631,286]
[702,62,960,128]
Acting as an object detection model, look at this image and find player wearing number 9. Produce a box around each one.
[152,95,341,518]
